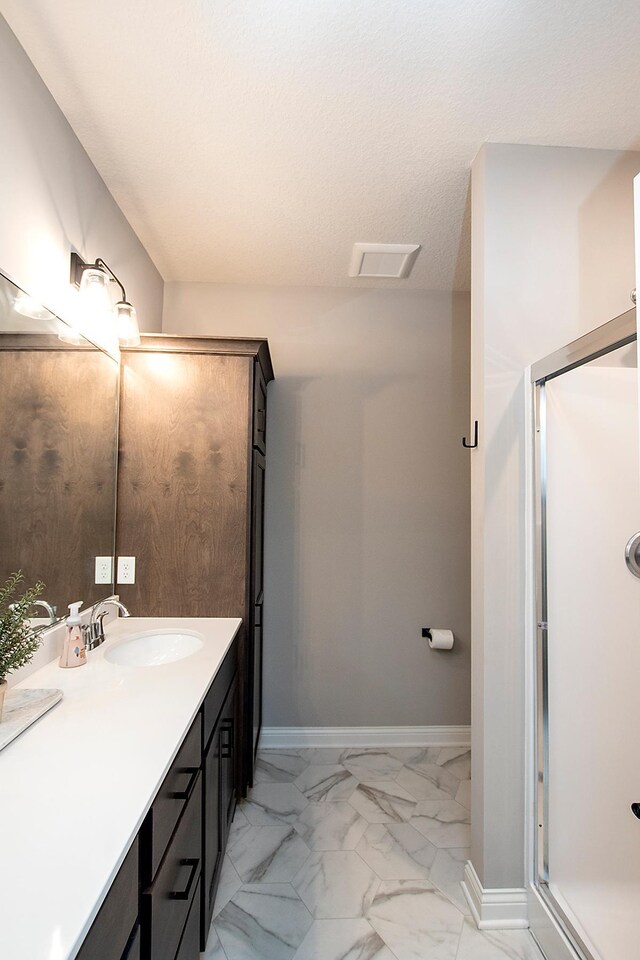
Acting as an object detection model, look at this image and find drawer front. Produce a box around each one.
[76,837,139,960]
[203,641,237,750]
[147,717,201,880]
[123,925,141,960]
[144,772,202,960]
[175,879,201,960]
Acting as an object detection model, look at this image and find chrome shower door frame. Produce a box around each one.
[531,308,636,960]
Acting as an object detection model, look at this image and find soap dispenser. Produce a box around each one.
[59,601,87,668]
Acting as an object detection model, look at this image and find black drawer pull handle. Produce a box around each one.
[221,720,234,760]
[168,766,199,801]
[170,858,199,901]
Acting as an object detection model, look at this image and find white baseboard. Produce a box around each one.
[259,725,471,749]
[462,862,529,930]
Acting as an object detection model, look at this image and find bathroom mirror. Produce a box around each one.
[0,270,119,625]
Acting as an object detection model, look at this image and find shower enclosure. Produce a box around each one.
[532,308,640,960]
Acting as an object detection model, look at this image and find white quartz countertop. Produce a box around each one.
[0,616,241,960]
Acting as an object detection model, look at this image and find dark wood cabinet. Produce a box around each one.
[76,838,139,960]
[142,773,202,960]
[201,646,238,947]
[117,336,273,793]
[76,638,239,960]
[250,451,266,764]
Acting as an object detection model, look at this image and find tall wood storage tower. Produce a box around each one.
[116,335,273,793]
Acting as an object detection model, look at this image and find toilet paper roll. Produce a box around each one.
[428,628,454,650]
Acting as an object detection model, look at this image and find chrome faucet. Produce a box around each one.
[83,596,131,651]
[31,599,57,625]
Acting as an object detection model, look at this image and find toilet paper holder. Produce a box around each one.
[421,628,433,640]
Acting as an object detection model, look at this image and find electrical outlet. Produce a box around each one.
[95,556,114,585]
[117,556,136,585]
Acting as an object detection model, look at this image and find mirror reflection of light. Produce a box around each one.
[13,292,54,321]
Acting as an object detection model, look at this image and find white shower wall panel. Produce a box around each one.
[545,357,640,960]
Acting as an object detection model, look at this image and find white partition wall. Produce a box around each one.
[533,327,640,960]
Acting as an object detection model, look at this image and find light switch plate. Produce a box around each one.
[95,556,114,584]
[117,556,136,585]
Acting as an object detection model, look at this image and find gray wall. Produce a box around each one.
[470,143,640,889]
[164,283,471,727]
[0,16,163,331]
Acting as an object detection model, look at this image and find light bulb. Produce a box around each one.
[76,264,115,347]
[116,301,140,347]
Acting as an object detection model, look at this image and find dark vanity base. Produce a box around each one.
[76,638,238,960]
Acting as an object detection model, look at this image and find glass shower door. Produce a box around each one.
[534,321,640,960]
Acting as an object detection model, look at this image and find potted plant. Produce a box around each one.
[0,572,45,720]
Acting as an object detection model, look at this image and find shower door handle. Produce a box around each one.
[624,532,640,579]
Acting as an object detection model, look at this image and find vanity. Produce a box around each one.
[0,269,273,959]
[0,616,240,959]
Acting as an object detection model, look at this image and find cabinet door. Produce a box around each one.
[252,605,263,765]
[76,838,138,960]
[249,451,265,780]
[143,774,202,960]
[220,679,238,847]
[253,362,267,454]
[202,722,222,944]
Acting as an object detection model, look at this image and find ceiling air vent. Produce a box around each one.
[348,242,421,279]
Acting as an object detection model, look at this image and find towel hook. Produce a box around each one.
[462,420,479,449]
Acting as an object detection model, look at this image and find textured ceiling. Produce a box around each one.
[2,0,640,290]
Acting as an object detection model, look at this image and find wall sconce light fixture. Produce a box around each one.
[69,252,140,347]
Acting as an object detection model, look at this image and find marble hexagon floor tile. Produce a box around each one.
[455,779,471,810]
[437,748,471,781]
[294,764,359,802]
[255,750,310,783]
[294,801,368,851]
[212,855,243,918]
[428,847,470,914]
[456,917,545,960]
[349,781,417,823]
[228,825,311,883]
[296,747,352,764]
[227,807,252,853]
[388,746,442,767]
[244,783,309,826]
[396,764,459,802]
[343,749,404,782]
[367,880,464,960]
[292,851,380,919]
[410,799,471,849]
[293,918,396,960]
[356,822,437,880]
[202,925,228,960]
[214,884,313,960]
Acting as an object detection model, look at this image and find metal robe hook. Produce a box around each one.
[462,420,479,449]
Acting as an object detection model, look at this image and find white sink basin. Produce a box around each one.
[105,629,204,667]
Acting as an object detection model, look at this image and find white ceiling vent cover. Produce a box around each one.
[349,243,421,279]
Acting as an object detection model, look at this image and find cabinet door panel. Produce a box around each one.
[253,363,267,454]
[123,925,141,960]
[175,878,201,960]
[202,723,222,944]
[220,679,238,847]
[76,838,138,960]
[252,612,263,764]
[145,717,201,882]
[143,774,202,960]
